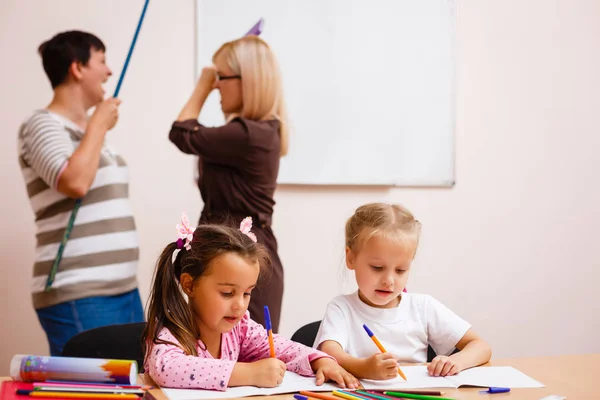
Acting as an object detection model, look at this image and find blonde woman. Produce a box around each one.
[169,36,288,332]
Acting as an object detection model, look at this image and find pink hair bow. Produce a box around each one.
[240,217,257,242]
[176,212,195,250]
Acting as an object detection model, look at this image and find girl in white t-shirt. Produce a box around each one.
[314,203,491,380]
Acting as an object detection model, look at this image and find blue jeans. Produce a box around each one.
[36,289,145,356]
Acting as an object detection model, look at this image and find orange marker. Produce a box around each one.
[264,305,276,357]
[363,324,407,381]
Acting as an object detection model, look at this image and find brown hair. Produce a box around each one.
[143,223,269,358]
[38,30,106,89]
[345,203,422,254]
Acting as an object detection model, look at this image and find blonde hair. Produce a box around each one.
[345,203,422,254]
[213,36,289,156]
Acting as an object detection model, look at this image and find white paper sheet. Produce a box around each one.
[447,366,545,388]
[162,366,544,399]
[360,367,454,389]
[362,366,544,390]
[163,371,339,400]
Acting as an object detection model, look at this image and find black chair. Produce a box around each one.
[290,320,322,347]
[291,320,452,362]
[62,323,147,371]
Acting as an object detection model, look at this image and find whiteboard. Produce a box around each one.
[196,0,455,186]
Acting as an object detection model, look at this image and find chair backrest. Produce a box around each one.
[290,320,322,347]
[291,320,446,363]
[61,323,147,371]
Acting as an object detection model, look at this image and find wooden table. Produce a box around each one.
[143,354,598,400]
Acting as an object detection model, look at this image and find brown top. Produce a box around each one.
[169,117,281,227]
[170,117,285,332]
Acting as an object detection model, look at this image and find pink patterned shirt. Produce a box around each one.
[145,312,333,390]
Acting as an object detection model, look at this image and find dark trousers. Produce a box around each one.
[36,289,145,356]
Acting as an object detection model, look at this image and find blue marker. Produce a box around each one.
[479,387,511,394]
[294,395,308,400]
[264,305,276,357]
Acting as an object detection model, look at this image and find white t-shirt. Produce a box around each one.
[313,291,471,363]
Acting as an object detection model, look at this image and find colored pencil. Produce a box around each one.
[300,391,341,400]
[384,391,457,400]
[333,390,369,400]
[365,389,446,396]
[17,389,139,399]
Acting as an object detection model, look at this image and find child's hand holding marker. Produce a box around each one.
[249,357,287,387]
[363,352,400,380]
[363,324,407,381]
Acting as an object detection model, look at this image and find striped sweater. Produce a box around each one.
[18,110,139,309]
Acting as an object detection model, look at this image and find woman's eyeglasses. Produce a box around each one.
[216,74,241,81]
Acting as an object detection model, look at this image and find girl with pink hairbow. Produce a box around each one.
[142,213,359,390]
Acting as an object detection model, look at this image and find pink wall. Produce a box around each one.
[0,0,598,374]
